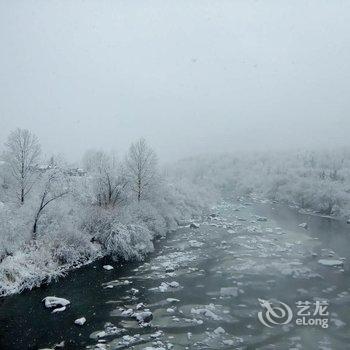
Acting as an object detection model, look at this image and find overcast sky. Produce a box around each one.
[0,0,349,162]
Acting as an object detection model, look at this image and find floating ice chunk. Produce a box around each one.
[191,307,221,320]
[167,298,180,303]
[54,341,64,348]
[246,226,263,234]
[43,296,70,309]
[105,279,131,286]
[48,341,63,349]
[121,308,134,316]
[103,265,114,270]
[157,281,180,292]
[190,223,200,229]
[257,216,267,222]
[159,282,169,292]
[94,331,107,339]
[136,303,145,310]
[213,326,225,335]
[52,306,66,313]
[95,344,107,350]
[74,317,86,325]
[298,223,308,229]
[90,322,124,339]
[318,259,344,267]
[133,311,153,323]
[193,318,203,325]
[168,281,179,288]
[150,330,162,338]
[119,334,142,346]
[223,340,234,346]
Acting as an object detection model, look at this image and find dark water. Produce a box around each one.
[0,202,349,350]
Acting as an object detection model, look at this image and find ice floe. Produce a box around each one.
[74,317,86,326]
[43,296,70,308]
[318,259,344,267]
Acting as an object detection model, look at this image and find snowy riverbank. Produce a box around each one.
[0,183,214,297]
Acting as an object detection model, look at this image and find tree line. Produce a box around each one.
[1,128,158,237]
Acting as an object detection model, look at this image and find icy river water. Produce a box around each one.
[0,201,349,350]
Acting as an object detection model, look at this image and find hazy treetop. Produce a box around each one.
[0,0,349,161]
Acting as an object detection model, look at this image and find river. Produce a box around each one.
[0,201,349,349]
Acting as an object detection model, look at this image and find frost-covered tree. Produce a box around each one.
[83,150,127,208]
[125,138,157,201]
[3,128,41,204]
[32,169,69,236]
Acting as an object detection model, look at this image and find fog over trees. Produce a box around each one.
[172,150,350,217]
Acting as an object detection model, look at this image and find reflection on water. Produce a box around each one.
[0,202,349,349]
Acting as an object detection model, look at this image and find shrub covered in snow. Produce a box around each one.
[97,222,154,261]
[0,225,100,296]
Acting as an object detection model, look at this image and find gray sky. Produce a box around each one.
[1,0,349,162]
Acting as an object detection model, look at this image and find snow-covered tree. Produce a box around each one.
[125,138,157,201]
[32,169,69,236]
[83,150,127,208]
[3,128,41,204]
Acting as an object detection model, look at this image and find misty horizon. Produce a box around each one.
[1,0,350,163]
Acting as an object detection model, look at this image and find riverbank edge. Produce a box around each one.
[0,209,209,298]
